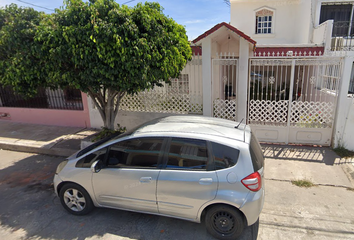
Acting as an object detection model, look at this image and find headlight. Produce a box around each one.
[55,160,68,174]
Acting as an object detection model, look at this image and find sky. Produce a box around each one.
[0,0,230,40]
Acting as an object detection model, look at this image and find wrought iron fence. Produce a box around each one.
[331,21,354,51]
[0,85,84,110]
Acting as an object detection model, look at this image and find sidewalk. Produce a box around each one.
[0,121,97,157]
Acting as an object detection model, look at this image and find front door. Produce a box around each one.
[92,137,165,214]
[156,137,217,220]
[248,58,342,145]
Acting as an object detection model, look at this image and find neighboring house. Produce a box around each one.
[0,85,91,127]
[1,0,354,150]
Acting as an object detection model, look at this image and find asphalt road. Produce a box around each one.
[0,150,257,240]
[1,148,354,240]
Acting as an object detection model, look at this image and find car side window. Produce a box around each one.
[211,142,240,170]
[75,147,107,168]
[106,138,163,169]
[165,138,209,171]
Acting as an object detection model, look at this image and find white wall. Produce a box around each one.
[341,97,354,151]
[312,20,333,48]
[230,0,312,45]
[333,54,354,149]
[87,96,181,130]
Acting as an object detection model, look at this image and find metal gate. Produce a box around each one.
[212,53,238,121]
[248,57,343,146]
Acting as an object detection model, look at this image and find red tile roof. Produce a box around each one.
[192,22,256,46]
[191,46,202,55]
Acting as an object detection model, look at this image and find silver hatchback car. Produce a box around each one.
[54,116,264,239]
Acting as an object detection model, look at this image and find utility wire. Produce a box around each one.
[122,0,136,5]
[16,0,55,12]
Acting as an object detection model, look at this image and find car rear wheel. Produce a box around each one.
[205,205,244,240]
[59,183,94,215]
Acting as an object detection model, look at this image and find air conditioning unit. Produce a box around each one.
[331,37,344,51]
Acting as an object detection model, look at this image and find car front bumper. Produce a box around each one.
[53,174,63,196]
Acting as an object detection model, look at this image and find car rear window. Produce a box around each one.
[250,133,264,171]
[210,142,240,170]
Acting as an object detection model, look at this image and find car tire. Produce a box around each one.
[59,183,94,215]
[205,205,245,240]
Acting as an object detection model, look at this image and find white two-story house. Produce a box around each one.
[112,0,354,149]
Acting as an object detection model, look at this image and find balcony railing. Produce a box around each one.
[331,21,354,51]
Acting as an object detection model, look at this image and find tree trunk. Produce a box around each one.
[87,88,124,130]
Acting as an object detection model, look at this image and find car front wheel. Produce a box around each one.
[205,205,245,240]
[59,183,94,215]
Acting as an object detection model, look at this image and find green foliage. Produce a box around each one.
[333,146,354,159]
[0,4,51,96]
[91,123,127,142]
[39,0,191,94]
[291,179,315,188]
[0,1,191,129]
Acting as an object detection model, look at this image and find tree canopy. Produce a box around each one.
[0,0,192,129]
[0,4,49,95]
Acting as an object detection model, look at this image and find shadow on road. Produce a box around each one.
[0,151,258,240]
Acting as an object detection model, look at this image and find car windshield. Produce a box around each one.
[76,118,165,158]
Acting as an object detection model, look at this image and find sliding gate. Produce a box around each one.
[248,57,343,146]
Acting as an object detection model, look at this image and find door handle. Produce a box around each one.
[199,178,213,185]
[140,177,152,183]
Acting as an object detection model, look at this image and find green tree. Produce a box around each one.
[0,4,51,96]
[0,0,192,129]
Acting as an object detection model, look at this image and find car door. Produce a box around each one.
[91,137,165,214]
[156,137,218,220]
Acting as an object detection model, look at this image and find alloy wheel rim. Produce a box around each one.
[63,188,86,212]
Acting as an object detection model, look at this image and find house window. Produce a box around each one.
[256,9,273,34]
[320,4,353,37]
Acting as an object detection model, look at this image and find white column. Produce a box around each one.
[237,38,250,122]
[324,20,334,53]
[333,55,354,148]
[202,37,212,117]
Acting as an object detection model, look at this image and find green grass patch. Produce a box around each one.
[333,146,354,159]
[291,179,315,188]
[91,124,126,142]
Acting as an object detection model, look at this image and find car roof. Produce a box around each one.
[131,115,249,142]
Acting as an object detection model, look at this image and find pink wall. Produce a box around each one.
[0,93,91,128]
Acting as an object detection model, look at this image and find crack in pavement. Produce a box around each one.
[264,177,354,190]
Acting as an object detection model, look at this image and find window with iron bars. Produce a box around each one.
[167,74,189,94]
[320,3,354,37]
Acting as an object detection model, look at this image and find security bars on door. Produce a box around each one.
[212,53,238,121]
[248,58,342,129]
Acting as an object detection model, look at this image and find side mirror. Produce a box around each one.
[108,157,119,166]
[91,160,102,173]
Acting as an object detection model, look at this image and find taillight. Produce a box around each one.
[241,172,261,192]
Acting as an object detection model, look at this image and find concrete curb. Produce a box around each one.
[0,143,77,157]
